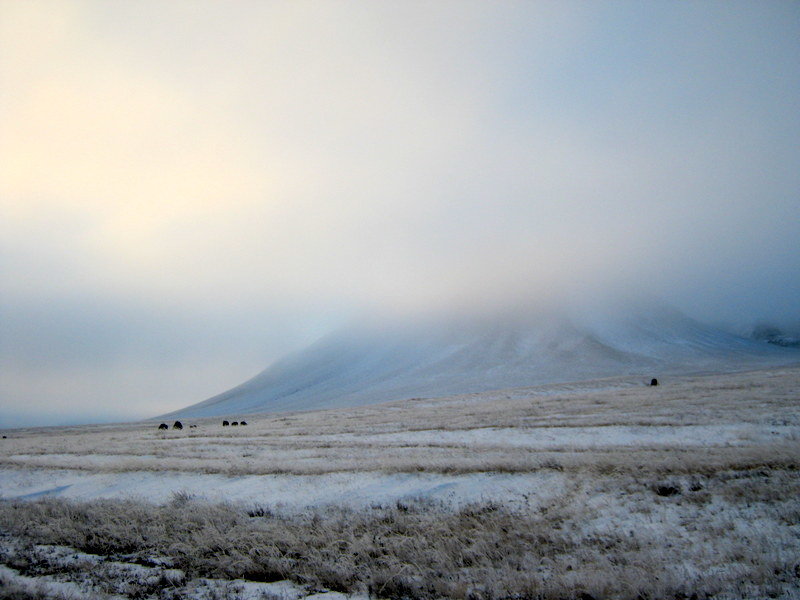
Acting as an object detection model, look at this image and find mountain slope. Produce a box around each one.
[164,306,798,418]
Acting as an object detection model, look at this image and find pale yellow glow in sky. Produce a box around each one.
[1,1,798,425]
[0,2,277,276]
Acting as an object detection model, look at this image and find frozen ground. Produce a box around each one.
[0,540,360,600]
[1,364,799,599]
[0,469,571,509]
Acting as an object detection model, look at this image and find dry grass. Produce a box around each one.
[1,467,799,600]
[1,365,799,598]
[1,366,799,478]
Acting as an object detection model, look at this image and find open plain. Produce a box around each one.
[1,364,799,599]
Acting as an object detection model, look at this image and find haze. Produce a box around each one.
[1,1,799,427]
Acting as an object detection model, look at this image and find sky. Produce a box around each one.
[1,1,799,427]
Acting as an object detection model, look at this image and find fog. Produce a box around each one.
[1,1,799,427]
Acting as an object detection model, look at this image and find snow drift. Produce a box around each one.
[165,303,798,418]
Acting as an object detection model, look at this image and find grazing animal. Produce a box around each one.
[240,421,247,426]
[173,421,183,430]
[231,421,239,426]
[189,424,197,428]
[650,378,659,386]
[222,420,230,426]
[158,423,168,430]
[654,483,680,497]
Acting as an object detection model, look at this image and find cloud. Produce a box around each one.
[0,294,337,427]
[1,1,799,424]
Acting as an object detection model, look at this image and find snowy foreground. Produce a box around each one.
[1,365,799,599]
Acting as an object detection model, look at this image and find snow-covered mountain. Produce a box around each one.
[165,304,798,418]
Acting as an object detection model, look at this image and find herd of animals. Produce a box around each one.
[155,380,660,432]
[157,420,247,430]
[0,378,663,438]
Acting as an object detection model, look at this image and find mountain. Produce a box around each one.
[164,304,798,419]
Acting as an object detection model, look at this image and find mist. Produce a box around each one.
[1,1,799,427]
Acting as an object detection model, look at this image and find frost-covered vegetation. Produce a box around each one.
[1,365,799,599]
[2,367,799,481]
[1,471,799,600]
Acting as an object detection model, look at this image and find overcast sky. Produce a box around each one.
[1,1,799,427]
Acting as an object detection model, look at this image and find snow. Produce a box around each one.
[0,468,566,509]
[313,423,796,449]
[2,420,795,506]
[0,563,128,600]
[0,542,352,600]
[1,365,798,599]
[166,305,799,419]
[2,364,799,508]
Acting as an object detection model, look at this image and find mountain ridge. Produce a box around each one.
[162,305,799,419]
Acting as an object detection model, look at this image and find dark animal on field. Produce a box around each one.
[222,420,230,426]
[650,378,659,386]
[654,483,681,497]
[189,425,197,428]
[231,421,239,426]
[2,435,6,439]
[158,423,168,430]
[173,421,183,430]
[240,421,247,426]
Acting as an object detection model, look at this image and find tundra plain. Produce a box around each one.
[1,365,799,599]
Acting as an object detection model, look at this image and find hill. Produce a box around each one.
[164,304,797,418]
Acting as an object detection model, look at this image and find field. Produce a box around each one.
[1,365,799,599]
